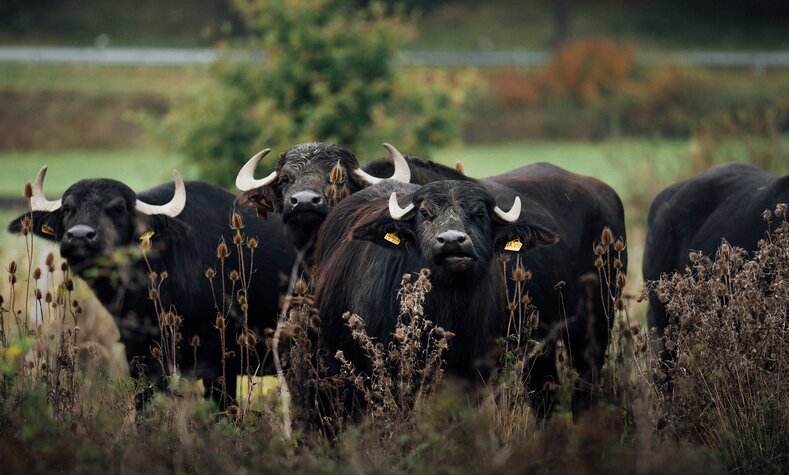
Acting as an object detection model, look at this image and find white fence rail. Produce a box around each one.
[1,46,788,70]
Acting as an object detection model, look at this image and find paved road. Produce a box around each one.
[1,46,788,70]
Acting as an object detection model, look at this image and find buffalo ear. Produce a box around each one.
[236,186,279,219]
[494,220,559,254]
[7,211,63,242]
[136,214,191,241]
[352,215,417,250]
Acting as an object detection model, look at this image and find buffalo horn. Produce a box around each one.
[135,171,186,217]
[235,148,277,191]
[30,166,63,212]
[354,143,411,185]
[388,192,415,221]
[493,197,521,224]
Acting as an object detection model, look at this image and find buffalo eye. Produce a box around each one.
[106,203,126,216]
[61,205,73,216]
[472,208,488,220]
[420,207,434,221]
[279,175,290,185]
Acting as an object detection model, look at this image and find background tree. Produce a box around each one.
[159,0,479,186]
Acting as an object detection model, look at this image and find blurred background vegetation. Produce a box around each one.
[0,0,788,281]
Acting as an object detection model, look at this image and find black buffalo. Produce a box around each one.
[643,162,789,367]
[8,167,295,402]
[315,163,627,416]
[235,142,410,253]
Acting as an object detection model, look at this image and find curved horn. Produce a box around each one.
[493,196,521,224]
[354,143,411,185]
[135,170,186,217]
[235,148,277,191]
[30,166,62,212]
[388,192,415,221]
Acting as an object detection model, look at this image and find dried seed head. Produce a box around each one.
[149,288,160,300]
[594,257,604,269]
[293,278,308,295]
[205,267,216,279]
[65,279,74,291]
[614,238,625,252]
[775,203,787,217]
[24,181,33,199]
[615,297,625,311]
[594,244,605,256]
[140,236,151,251]
[329,162,344,184]
[34,288,42,300]
[45,292,52,303]
[32,267,41,280]
[149,271,158,281]
[45,253,55,268]
[20,217,30,236]
[613,258,623,270]
[160,271,168,280]
[233,231,243,245]
[247,238,258,249]
[454,160,465,175]
[190,335,201,347]
[762,209,772,221]
[527,312,539,330]
[512,266,532,282]
[616,272,627,288]
[229,270,240,281]
[339,187,349,200]
[215,316,225,330]
[7,261,17,274]
[217,240,229,259]
[61,262,68,271]
[325,184,337,200]
[720,243,731,260]
[231,212,244,230]
[601,227,614,246]
[151,347,162,359]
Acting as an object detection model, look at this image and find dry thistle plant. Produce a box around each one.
[649,203,789,472]
[0,189,87,417]
[281,269,452,437]
[202,211,264,417]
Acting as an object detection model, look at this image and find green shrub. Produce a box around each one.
[159,0,479,186]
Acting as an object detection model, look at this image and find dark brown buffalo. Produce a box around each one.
[643,162,789,371]
[235,142,410,252]
[8,167,295,403]
[315,162,627,417]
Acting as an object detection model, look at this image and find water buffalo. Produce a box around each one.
[315,164,627,416]
[643,162,788,369]
[235,142,410,253]
[8,167,295,403]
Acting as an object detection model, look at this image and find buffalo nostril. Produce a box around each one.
[65,232,73,240]
[290,196,299,205]
[86,230,97,240]
[311,196,322,205]
[436,230,469,246]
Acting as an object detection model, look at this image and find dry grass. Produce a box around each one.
[648,204,789,473]
[1,197,787,473]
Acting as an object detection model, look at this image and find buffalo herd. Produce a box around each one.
[8,144,787,416]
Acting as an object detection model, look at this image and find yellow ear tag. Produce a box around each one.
[384,232,401,245]
[504,237,523,252]
[139,230,155,241]
[40,224,56,236]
